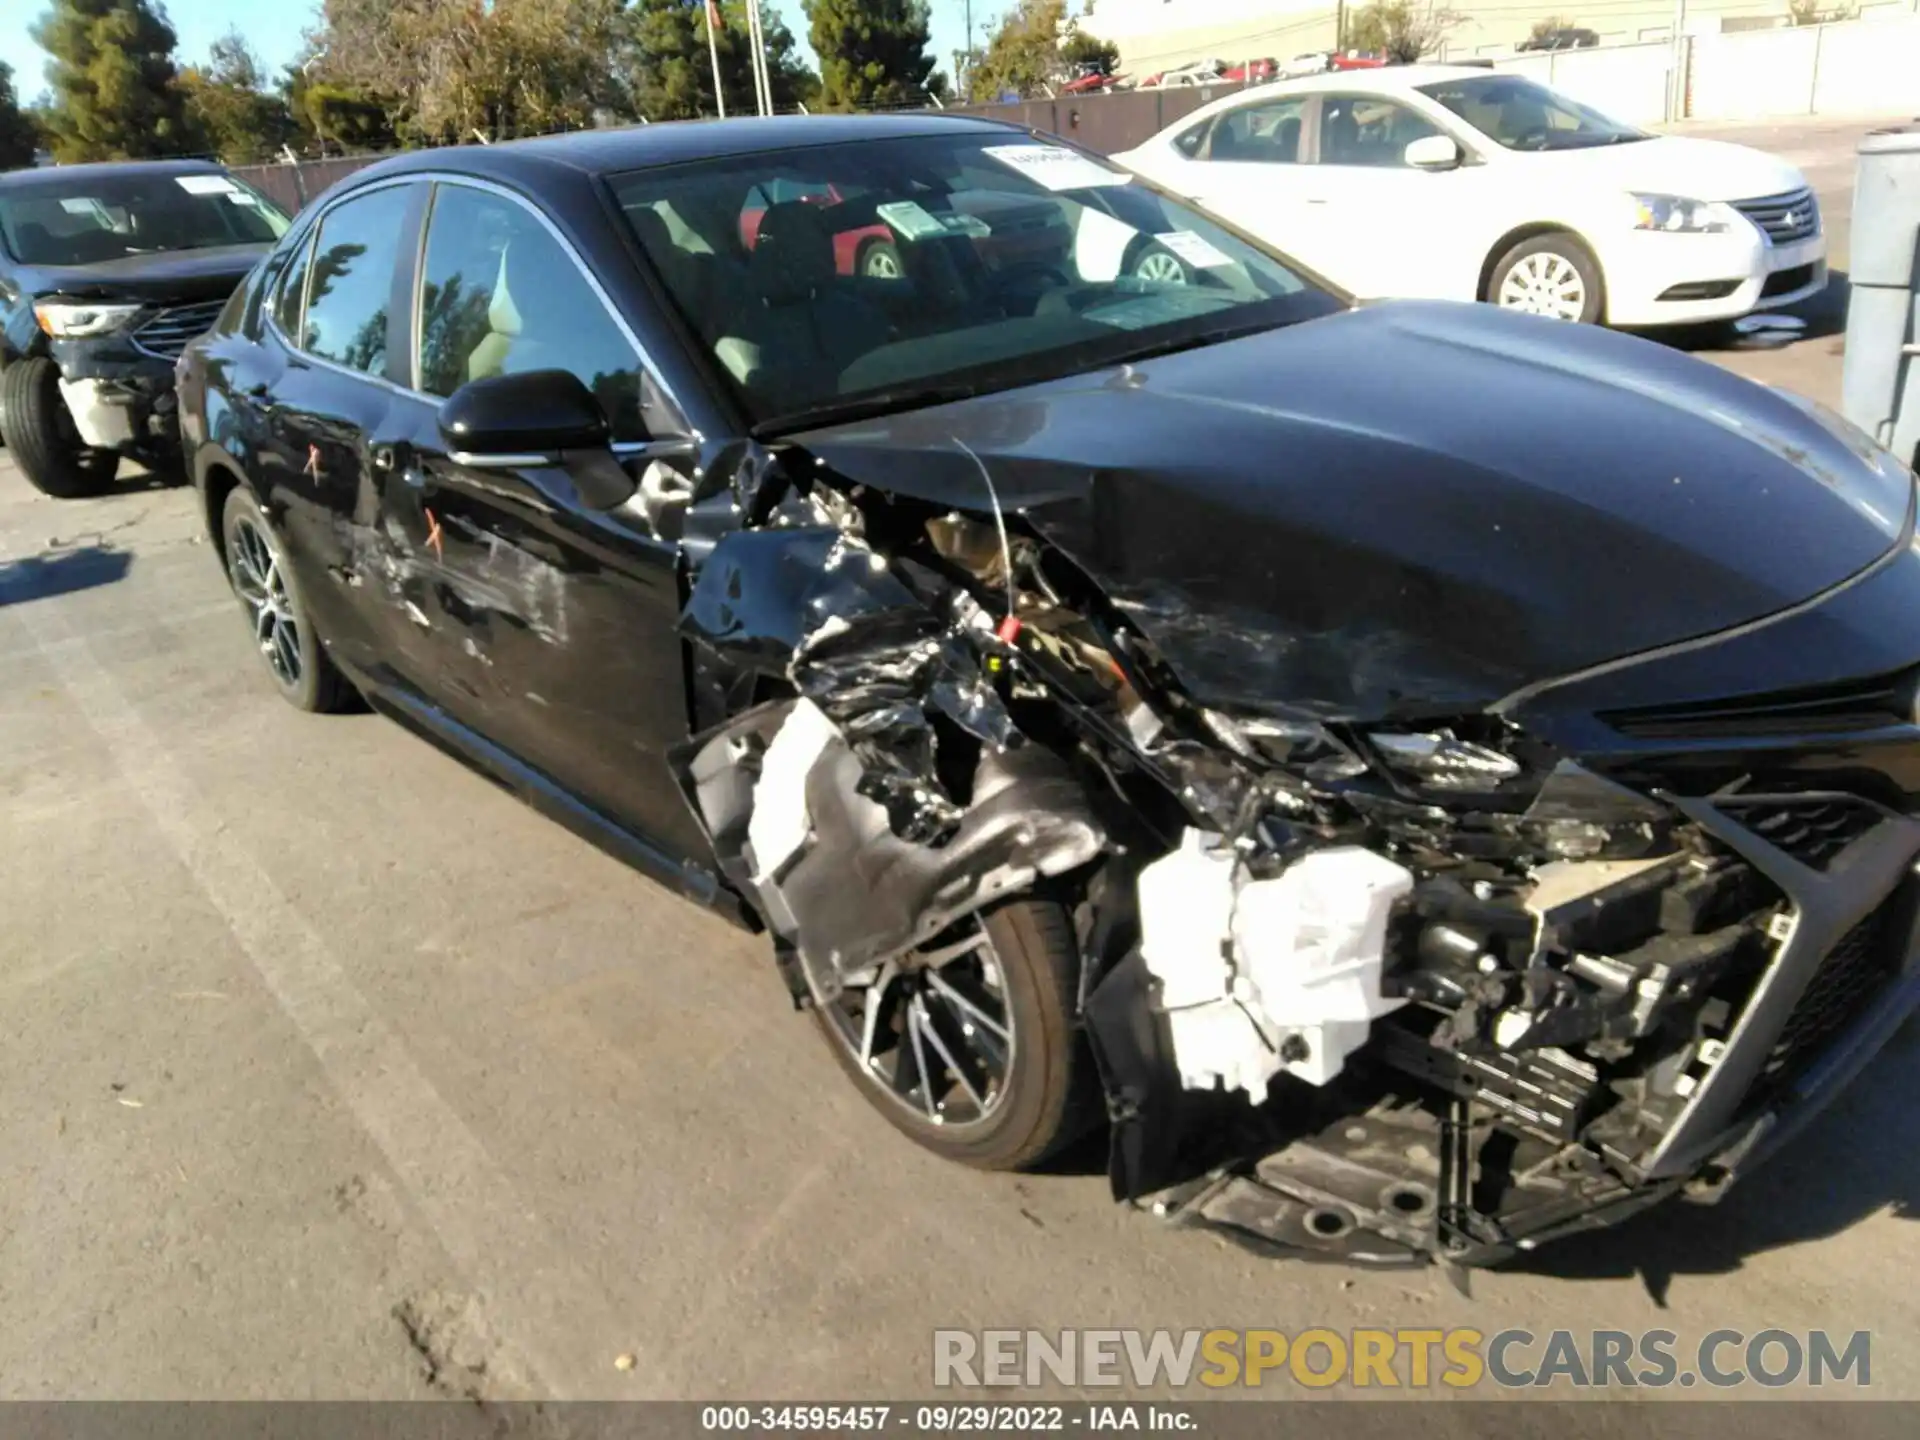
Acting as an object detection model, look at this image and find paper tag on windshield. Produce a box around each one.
[941,213,992,238]
[59,198,99,215]
[1154,230,1233,269]
[225,190,260,205]
[874,201,948,242]
[176,175,238,195]
[982,144,1131,191]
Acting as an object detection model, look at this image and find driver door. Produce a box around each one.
[381,179,713,866]
[1158,97,1320,271]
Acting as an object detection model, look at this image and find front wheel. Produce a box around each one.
[858,239,904,279]
[0,356,121,499]
[808,899,1101,1170]
[1486,233,1604,324]
[1128,241,1192,286]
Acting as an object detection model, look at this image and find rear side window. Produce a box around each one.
[300,184,413,375]
[1206,98,1308,164]
[416,183,648,440]
[1172,120,1210,158]
[270,235,314,340]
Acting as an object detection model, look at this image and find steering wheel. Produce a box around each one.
[987,261,1075,315]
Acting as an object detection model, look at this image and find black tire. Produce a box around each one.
[0,356,121,499]
[220,485,355,713]
[1485,232,1605,324]
[810,898,1102,1171]
[858,238,904,279]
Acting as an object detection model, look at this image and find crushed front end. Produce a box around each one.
[666,406,1920,1268]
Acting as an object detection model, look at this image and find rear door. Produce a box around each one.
[379,178,712,866]
[248,180,441,681]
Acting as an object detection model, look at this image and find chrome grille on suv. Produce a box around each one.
[131,299,227,361]
[1731,187,1820,246]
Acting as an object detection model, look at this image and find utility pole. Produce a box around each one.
[1335,0,1346,53]
[965,0,975,100]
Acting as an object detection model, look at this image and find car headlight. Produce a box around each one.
[1630,193,1736,234]
[32,300,143,338]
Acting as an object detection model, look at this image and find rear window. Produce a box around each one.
[0,171,289,265]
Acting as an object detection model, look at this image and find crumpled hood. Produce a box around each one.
[792,301,1913,720]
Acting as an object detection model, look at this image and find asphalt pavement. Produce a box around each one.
[2,115,1917,1403]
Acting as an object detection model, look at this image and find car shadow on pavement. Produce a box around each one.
[0,543,133,606]
[1509,1009,1920,1303]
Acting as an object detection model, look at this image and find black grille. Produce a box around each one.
[1718,795,1884,869]
[1763,903,1900,1080]
[131,299,227,360]
[1732,187,1820,245]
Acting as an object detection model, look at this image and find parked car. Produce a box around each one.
[179,114,1920,1268]
[1113,65,1826,325]
[1517,27,1601,51]
[0,158,289,498]
[1221,57,1279,84]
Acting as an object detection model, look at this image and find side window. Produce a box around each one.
[269,233,314,340]
[417,183,648,442]
[300,184,413,374]
[1205,99,1307,163]
[1317,96,1442,168]
[1172,119,1211,159]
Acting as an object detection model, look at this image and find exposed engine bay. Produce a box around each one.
[666,425,1920,1268]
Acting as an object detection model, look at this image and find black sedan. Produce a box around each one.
[178,113,1920,1267]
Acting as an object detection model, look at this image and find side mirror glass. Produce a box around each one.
[437,368,617,461]
[1404,135,1463,171]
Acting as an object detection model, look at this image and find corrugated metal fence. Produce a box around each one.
[228,85,1254,213]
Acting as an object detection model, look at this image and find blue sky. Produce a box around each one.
[4,0,990,104]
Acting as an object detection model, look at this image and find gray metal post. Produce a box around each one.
[1842,123,1920,474]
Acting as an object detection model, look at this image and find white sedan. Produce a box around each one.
[1113,66,1826,326]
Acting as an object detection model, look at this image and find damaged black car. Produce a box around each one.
[178,115,1920,1267]
[1,159,290,498]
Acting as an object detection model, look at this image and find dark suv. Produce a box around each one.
[0,158,289,498]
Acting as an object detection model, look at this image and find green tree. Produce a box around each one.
[0,62,41,170]
[1346,0,1462,62]
[804,0,937,110]
[178,30,296,163]
[1060,28,1119,77]
[971,0,1065,101]
[31,0,196,161]
[280,53,398,157]
[622,0,819,121]
[1526,14,1577,40]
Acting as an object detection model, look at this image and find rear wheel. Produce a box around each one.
[808,898,1100,1170]
[1486,232,1604,324]
[221,486,354,713]
[859,239,904,279]
[1129,241,1192,285]
[0,356,121,499]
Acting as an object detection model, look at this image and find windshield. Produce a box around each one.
[611,132,1340,430]
[0,172,290,266]
[1416,75,1648,151]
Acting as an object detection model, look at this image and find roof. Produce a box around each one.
[0,157,224,192]
[353,112,1025,187]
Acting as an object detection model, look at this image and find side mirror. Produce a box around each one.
[437,368,638,512]
[437,368,615,461]
[1404,135,1463,171]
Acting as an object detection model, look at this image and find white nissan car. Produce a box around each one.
[1113,66,1827,326]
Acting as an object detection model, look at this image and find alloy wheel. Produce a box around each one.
[814,917,1015,1131]
[1134,250,1189,285]
[1496,252,1586,321]
[229,514,302,688]
[863,246,903,279]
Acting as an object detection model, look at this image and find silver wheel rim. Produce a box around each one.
[1497,251,1586,320]
[230,514,302,688]
[864,246,902,278]
[815,917,1015,1131]
[1135,250,1188,284]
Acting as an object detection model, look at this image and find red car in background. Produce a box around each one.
[739,179,1074,281]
